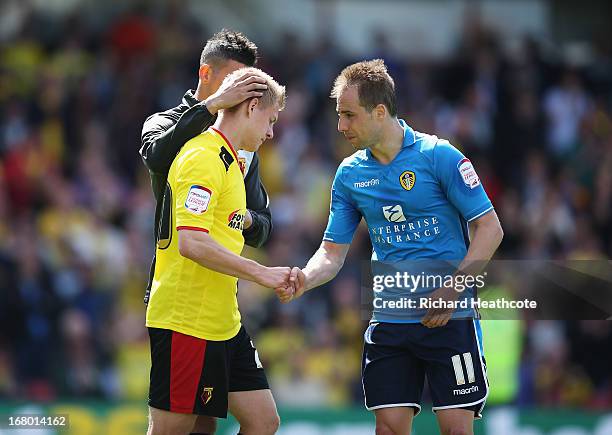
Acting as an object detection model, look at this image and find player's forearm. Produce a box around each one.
[458,212,503,276]
[302,247,345,292]
[178,231,264,283]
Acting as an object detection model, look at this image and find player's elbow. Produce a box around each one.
[476,211,504,247]
[178,231,205,261]
[177,233,194,259]
[492,219,504,246]
[139,142,162,173]
[496,223,504,244]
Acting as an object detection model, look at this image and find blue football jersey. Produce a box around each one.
[324,119,494,322]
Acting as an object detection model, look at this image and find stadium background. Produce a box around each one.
[0,0,611,433]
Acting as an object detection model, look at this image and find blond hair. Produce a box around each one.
[222,67,286,111]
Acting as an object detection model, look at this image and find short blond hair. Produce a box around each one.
[330,59,396,116]
[222,67,286,111]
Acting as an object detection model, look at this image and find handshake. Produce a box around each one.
[257,266,306,303]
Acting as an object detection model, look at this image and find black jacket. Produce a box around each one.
[140,90,272,302]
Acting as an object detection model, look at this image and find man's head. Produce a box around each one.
[331,59,397,149]
[219,67,286,152]
[198,29,258,98]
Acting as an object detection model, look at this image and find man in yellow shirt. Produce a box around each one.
[146,67,287,435]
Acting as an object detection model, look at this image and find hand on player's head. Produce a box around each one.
[205,72,267,114]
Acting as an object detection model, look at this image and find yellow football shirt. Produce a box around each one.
[146,127,246,341]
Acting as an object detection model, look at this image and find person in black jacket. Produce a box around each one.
[140,30,277,435]
[140,29,271,299]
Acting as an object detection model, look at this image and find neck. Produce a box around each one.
[194,81,209,102]
[212,114,244,151]
[369,118,404,164]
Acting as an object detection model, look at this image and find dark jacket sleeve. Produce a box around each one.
[242,153,273,248]
[140,102,215,175]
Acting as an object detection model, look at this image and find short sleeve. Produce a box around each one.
[174,147,225,233]
[433,141,493,222]
[323,166,362,244]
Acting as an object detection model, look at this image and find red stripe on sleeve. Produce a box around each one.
[177,226,209,233]
[170,331,207,413]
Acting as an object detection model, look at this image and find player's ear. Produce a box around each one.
[247,97,259,117]
[198,64,212,83]
[374,104,387,120]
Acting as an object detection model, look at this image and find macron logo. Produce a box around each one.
[453,385,479,396]
[354,179,380,188]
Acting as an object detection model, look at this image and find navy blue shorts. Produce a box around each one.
[362,319,488,418]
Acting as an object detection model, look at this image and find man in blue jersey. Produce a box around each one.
[278,60,503,434]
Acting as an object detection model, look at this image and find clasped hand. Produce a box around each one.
[260,266,306,303]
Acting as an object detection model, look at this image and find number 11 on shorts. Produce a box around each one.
[451,353,475,386]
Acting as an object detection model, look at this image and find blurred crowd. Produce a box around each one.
[0,2,611,411]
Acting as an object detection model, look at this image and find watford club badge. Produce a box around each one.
[399,170,416,191]
[201,387,214,405]
[238,157,246,174]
